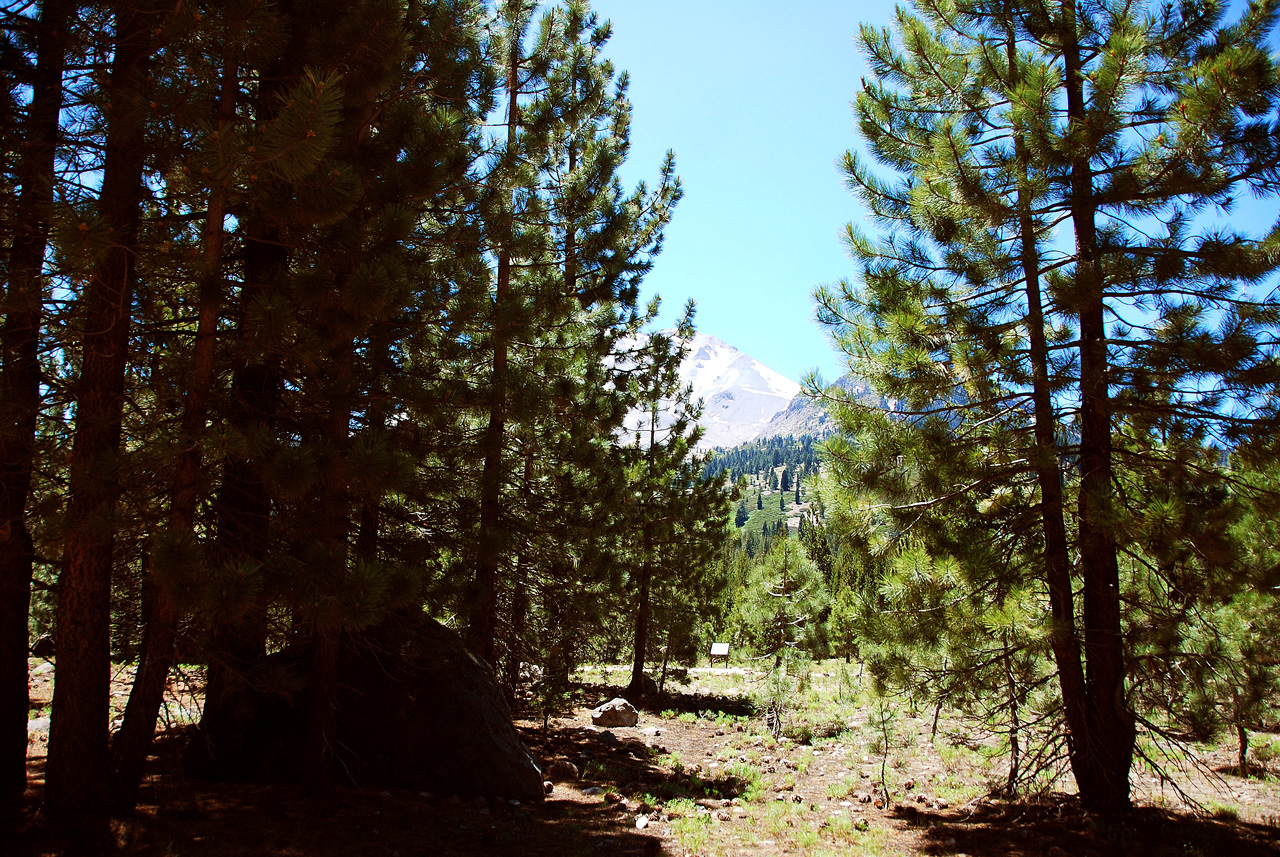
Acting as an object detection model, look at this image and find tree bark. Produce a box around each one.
[1004,18,1095,806]
[1061,0,1134,812]
[469,41,521,665]
[45,0,155,822]
[628,406,657,695]
[109,49,238,816]
[0,0,71,820]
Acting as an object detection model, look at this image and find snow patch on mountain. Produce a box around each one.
[620,331,809,448]
[678,333,800,448]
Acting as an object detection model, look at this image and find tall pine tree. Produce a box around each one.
[466,0,679,666]
[0,0,73,820]
[818,0,1280,811]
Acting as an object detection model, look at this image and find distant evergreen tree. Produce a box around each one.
[728,538,826,667]
[798,512,834,590]
[734,500,749,528]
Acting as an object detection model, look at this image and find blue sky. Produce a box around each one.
[590,0,1280,388]
[590,0,897,385]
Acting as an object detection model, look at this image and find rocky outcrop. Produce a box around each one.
[754,374,894,441]
[186,613,543,802]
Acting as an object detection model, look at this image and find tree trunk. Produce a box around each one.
[1004,18,1095,806]
[1061,0,1134,812]
[0,0,71,820]
[302,312,356,796]
[302,624,340,795]
[109,50,238,816]
[45,0,154,822]
[628,407,658,695]
[628,558,652,693]
[202,236,281,724]
[469,43,521,665]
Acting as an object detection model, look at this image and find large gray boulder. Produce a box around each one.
[186,613,543,802]
[591,697,639,727]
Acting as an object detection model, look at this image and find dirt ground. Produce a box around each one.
[14,659,1280,856]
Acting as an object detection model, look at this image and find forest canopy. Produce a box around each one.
[0,0,729,823]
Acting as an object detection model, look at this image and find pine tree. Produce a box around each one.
[199,0,340,744]
[45,0,160,822]
[728,537,828,667]
[0,0,73,818]
[108,0,274,811]
[190,0,360,781]
[466,0,679,666]
[818,0,1280,811]
[620,308,731,696]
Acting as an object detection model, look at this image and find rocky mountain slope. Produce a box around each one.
[677,333,800,448]
[753,375,896,441]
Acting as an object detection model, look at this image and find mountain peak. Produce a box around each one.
[673,332,800,449]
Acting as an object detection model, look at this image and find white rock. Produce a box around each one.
[590,698,639,728]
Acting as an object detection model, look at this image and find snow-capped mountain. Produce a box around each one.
[621,331,845,448]
[677,333,800,448]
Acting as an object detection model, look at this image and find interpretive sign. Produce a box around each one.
[710,642,729,666]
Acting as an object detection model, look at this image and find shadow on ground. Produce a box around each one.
[14,720,672,857]
[572,677,758,719]
[903,795,1280,857]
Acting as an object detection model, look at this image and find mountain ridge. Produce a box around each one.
[677,332,800,448]
[628,330,891,449]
